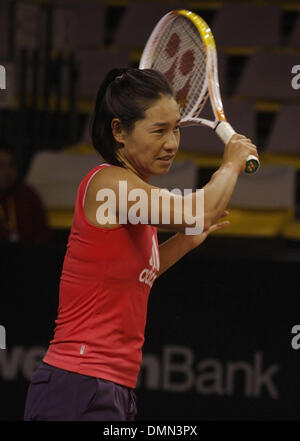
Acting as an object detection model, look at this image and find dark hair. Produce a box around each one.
[91,67,174,166]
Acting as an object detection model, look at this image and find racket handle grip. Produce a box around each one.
[215,121,235,144]
[215,121,260,175]
[245,155,260,175]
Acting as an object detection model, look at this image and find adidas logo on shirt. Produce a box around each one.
[139,235,160,288]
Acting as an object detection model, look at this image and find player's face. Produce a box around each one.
[117,95,181,181]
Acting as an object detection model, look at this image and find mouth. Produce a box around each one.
[157,155,175,162]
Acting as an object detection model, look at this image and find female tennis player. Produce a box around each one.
[24,68,258,421]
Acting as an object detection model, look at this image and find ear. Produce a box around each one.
[111,118,126,145]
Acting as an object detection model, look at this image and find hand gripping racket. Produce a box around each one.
[139,9,259,174]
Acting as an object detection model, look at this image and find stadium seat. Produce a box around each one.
[51,1,105,52]
[113,1,183,50]
[25,151,102,228]
[264,104,300,156]
[262,104,300,170]
[213,165,296,237]
[235,52,300,100]
[230,166,295,210]
[76,48,130,103]
[52,5,77,53]
[211,3,281,49]
[15,1,43,51]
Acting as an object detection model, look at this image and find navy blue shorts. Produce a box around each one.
[24,362,137,421]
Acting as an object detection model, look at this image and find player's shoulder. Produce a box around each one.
[88,164,134,190]
[94,163,133,180]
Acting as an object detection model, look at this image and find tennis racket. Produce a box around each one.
[139,9,259,174]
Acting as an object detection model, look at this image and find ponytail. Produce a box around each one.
[91,68,128,166]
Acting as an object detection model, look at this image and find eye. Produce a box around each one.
[174,126,180,132]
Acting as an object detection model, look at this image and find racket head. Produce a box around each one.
[139,9,226,124]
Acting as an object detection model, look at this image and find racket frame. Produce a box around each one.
[139,9,259,174]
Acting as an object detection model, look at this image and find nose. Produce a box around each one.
[164,130,180,152]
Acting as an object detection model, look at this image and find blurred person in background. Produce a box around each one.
[0,147,50,245]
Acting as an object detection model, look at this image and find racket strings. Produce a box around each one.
[149,16,208,119]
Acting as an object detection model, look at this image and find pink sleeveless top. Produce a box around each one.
[44,164,160,388]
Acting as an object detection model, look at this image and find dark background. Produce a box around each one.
[1,234,300,420]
